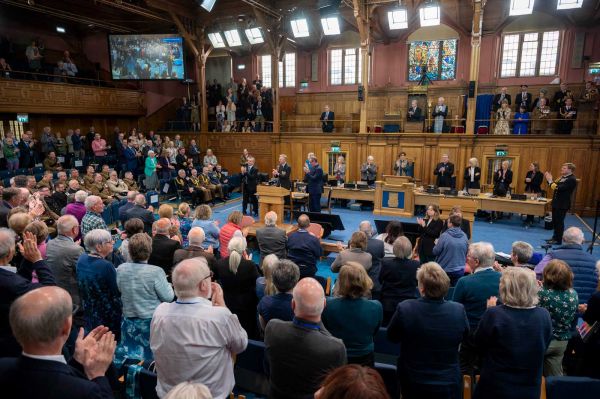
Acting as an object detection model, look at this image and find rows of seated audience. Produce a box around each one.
[0,165,600,399]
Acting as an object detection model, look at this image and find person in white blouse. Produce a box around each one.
[463,157,481,191]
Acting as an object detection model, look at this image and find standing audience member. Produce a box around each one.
[452,242,501,375]
[538,260,578,376]
[219,211,243,259]
[331,231,372,273]
[115,233,174,366]
[172,227,217,270]
[0,287,116,399]
[474,267,552,399]
[192,204,221,254]
[432,214,468,286]
[258,259,299,331]
[0,230,55,357]
[256,254,278,300]
[304,156,324,212]
[511,241,535,269]
[77,229,122,340]
[416,204,444,263]
[287,214,323,279]
[322,263,383,366]
[117,218,145,263]
[80,195,107,242]
[148,218,181,277]
[387,262,469,399]
[256,211,287,263]
[535,227,598,304]
[216,236,259,339]
[125,194,154,234]
[264,278,347,399]
[150,258,248,398]
[379,236,420,325]
[359,221,384,299]
[375,221,404,258]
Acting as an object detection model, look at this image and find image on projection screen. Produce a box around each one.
[109,34,185,80]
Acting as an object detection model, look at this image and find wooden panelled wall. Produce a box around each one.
[196,132,600,215]
[0,78,146,116]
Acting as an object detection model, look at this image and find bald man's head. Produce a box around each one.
[172,257,211,299]
[10,287,72,349]
[297,214,310,229]
[292,278,325,322]
[155,218,171,235]
[188,227,206,247]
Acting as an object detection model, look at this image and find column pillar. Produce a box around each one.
[466,0,485,135]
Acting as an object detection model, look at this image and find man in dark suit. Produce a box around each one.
[0,230,56,357]
[515,84,531,111]
[256,211,287,264]
[0,286,115,398]
[492,87,512,112]
[407,99,423,121]
[241,156,259,216]
[124,194,154,234]
[557,97,577,135]
[124,139,140,177]
[148,218,181,277]
[552,82,569,111]
[304,156,324,212]
[320,105,335,133]
[18,131,35,169]
[0,188,27,228]
[545,163,578,245]
[273,154,292,190]
[172,227,217,270]
[359,221,385,299]
[433,154,454,188]
[287,215,323,279]
[118,191,137,226]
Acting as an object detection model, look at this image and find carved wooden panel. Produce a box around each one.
[0,79,146,116]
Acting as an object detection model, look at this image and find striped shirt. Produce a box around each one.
[116,262,174,318]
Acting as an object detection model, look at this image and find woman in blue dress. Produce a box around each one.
[513,105,530,134]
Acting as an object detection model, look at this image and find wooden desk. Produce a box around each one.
[325,186,375,201]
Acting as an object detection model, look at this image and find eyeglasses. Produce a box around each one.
[202,271,214,281]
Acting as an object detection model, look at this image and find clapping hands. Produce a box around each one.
[74,326,116,380]
[17,231,42,263]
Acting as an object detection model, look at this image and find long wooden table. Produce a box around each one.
[325,186,376,201]
[414,192,552,217]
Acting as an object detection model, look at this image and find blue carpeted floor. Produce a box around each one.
[215,198,600,284]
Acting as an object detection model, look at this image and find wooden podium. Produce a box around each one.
[257,185,290,223]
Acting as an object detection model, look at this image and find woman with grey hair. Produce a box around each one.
[76,229,123,340]
[144,149,159,190]
[215,236,259,338]
[164,382,213,399]
[115,233,174,367]
[474,267,552,399]
[379,236,420,324]
[256,253,278,300]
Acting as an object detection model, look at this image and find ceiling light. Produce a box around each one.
[224,29,242,47]
[56,26,65,33]
[556,0,583,9]
[321,16,340,35]
[200,0,217,12]
[245,28,264,45]
[388,9,408,30]
[509,0,535,16]
[208,32,226,48]
[291,18,310,38]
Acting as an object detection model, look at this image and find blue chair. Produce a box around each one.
[33,166,44,175]
[16,168,30,175]
[146,191,160,208]
[3,177,11,187]
[374,327,400,365]
[546,376,600,399]
[0,170,13,179]
[375,362,399,399]
[234,339,269,396]
[34,174,43,182]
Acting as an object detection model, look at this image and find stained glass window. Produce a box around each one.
[408,39,457,82]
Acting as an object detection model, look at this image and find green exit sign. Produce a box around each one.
[331,146,341,153]
[496,150,508,156]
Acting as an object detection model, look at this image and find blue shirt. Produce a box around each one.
[258,293,294,325]
[287,230,322,274]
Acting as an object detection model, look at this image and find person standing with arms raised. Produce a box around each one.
[545,163,577,245]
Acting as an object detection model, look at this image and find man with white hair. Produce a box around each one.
[0,287,116,398]
[0,229,55,357]
[360,155,378,186]
[148,218,181,276]
[256,211,287,264]
[80,195,107,241]
[118,191,138,226]
[359,220,385,297]
[535,227,598,304]
[453,242,501,374]
[172,227,217,269]
[265,277,346,398]
[124,193,154,233]
[65,190,88,231]
[151,257,247,398]
[46,215,85,338]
